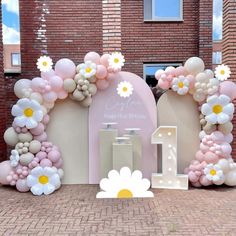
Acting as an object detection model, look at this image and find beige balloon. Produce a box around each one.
[29,140,42,154]
[63,79,76,93]
[18,132,33,143]
[218,122,233,135]
[184,57,205,75]
[80,96,92,107]
[88,84,97,96]
[4,127,19,146]
[73,90,85,101]
[20,152,34,166]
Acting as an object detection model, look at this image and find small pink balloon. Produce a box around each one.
[204,151,219,164]
[187,75,195,89]
[175,66,187,76]
[34,132,47,142]
[221,143,232,155]
[100,54,110,68]
[188,171,199,183]
[96,65,108,80]
[155,69,164,80]
[43,91,57,103]
[55,58,76,79]
[57,90,68,99]
[0,161,13,185]
[211,131,225,143]
[166,74,173,82]
[16,179,30,192]
[199,176,212,186]
[165,66,176,76]
[53,158,63,168]
[42,115,50,125]
[48,150,61,163]
[158,79,170,90]
[50,76,63,91]
[36,151,47,160]
[191,181,202,187]
[40,159,52,167]
[96,79,109,90]
[31,77,45,92]
[41,69,56,80]
[195,150,205,162]
[200,143,209,153]
[30,123,45,136]
[219,81,236,101]
[84,52,101,64]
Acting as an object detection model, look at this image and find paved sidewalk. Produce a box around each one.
[0,185,236,236]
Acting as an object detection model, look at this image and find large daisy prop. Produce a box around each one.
[171,76,189,95]
[78,61,97,78]
[204,164,224,183]
[96,167,154,199]
[117,81,133,98]
[37,56,53,72]
[215,64,231,81]
[11,98,44,129]
[201,95,234,124]
[108,52,125,71]
[27,166,61,196]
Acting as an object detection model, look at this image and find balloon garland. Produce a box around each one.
[0,52,125,195]
[155,58,236,187]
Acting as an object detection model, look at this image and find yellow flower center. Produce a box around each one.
[39,175,49,185]
[117,189,133,198]
[42,61,48,67]
[86,67,92,73]
[210,169,217,176]
[114,58,119,63]
[122,86,128,92]
[212,104,223,114]
[220,70,225,75]
[178,81,184,88]
[24,108,34,117]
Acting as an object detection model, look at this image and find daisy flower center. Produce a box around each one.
[117,189,133,198]
[210,169,217,176]
[24,108,34,117]
[212,104,223,114]
[178,81,184,88]
[86,67,92,73]
[39,175,49,185]
[42,61,48,67]
[220,70,225,75]
[114,58,119,63]
[122,86,128,92]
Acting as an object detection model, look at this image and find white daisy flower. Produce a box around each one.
[27,166,61,196]
[201,95,234,124]
[12,98,44,129]
[204,164,224,183]
[79,61,97,78]
[96,167,154,199]
[214,64,231,81]
[117,81,133,98]
[10,150,20,167]
[36,56,53,72]
[171,76,189,95]
[108,52,125,70]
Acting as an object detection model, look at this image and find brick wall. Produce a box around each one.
[0,1,7,161]
[121,0,212,77]
[222,0,236,158]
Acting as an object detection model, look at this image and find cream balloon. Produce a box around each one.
[4,127,19,146]
[184,57,205,75]
[30,92,43,104]
[29,140,42,154]
[63,79,76,93]
[14,79,32,98]
[225,170,236,186]
[18,132,33,143]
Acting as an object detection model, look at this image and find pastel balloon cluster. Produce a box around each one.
[63,52,125,107]
[157,57,236,187]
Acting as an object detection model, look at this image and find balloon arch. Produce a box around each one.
[0,51,236,196]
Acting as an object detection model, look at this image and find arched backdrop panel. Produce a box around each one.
[157,90,201,173]
[89,71,157,183]
[47,98,89,184]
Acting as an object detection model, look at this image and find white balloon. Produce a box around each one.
[204,69,214,79]
[30,92,43,104]
[184,57,205,75]
[217,159,230,172]
[14,79,32,98]
[214,176,225,185]
[224,170,236,186]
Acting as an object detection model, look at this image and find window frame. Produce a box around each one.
[11,53,21,67]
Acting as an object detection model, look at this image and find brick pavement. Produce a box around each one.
[0,185,236,236]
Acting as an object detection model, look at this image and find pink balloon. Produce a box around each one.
[219,81,236,101]
[158,79,170,90]
[53,158,63,168]
[96,65,108,80]
[34,132,47,142]
[204,151,219,164]
[188,171,199,183]
[41,69,56,80]
[221,143,232,155]
[30,123,45,136]
[31,77,45,92]
[211,131,225,143]
[96,79,109,90]
[199,176,212,186]
[100,54,110,68]
[48,150,60,163]
[155,69,164,80]
[43,91,57,102]
[16,179,30,192]
[191,181,202,187]
[36,151,47,160]
[40,159,52,167]
[187,75,195,89]
[195,150,205,162]
[165,66,176,76]
[0,161,13,185]
[42,115,50,125]
[55,58,76,79]
[84,52,100,64]
[175,66,187,76]
[57,90,68,99]
[50,76,63,91]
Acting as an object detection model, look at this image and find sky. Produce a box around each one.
[1,0,222,45]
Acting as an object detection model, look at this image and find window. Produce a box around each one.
[213,51,222,65]
[144,0,183,21]
[143,63,182,88]
[11,53,21,66]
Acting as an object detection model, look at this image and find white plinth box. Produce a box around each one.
[99,129,118,179]
[112,142,133,171]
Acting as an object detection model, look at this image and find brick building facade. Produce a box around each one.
[0,0,213,161]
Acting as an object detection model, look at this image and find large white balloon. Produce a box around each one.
[225,170,236,186]
[184,57,205,75]
[14,79,32,98]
